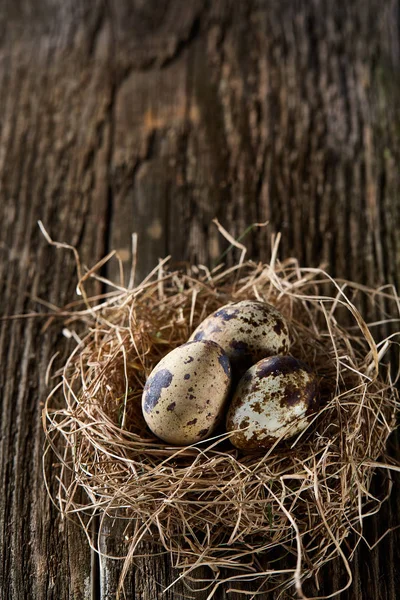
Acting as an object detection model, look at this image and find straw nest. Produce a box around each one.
[43,228,400,599]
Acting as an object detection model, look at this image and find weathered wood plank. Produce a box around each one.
[104,1,400,598]
[0,2,110,599]
[0,1,399,599]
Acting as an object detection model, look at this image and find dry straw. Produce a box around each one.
[42,223,400,599]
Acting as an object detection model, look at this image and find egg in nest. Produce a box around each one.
[142,340,231,445]
[226,355,318,450]
[189,300,290,376]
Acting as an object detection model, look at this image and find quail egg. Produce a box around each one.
[142,340,231,445]
[189,300,290,375]
[226,355,318,450]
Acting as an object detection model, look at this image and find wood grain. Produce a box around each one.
[0,1,399,599]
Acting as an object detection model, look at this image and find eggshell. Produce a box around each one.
[189,300,290,376]
[226,355,318,450]
[142,340,231,445]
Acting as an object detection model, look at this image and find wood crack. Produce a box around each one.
[159,4,205,69]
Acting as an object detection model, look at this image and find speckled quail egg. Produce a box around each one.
[142,340,231,445]
[226,355,318,450]
[189,300,290,376]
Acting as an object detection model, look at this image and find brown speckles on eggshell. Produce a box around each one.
[251,401,263,414]
[226,355,318,450]
[141,340,232,445]
[189,300,290,373]
[240,416,250,429]
[256,355,307,379]
[273,319,285,335]
[280,384,301,407]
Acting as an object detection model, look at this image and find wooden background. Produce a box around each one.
[1,1,399,598]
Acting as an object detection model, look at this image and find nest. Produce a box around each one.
[43,228,400,599]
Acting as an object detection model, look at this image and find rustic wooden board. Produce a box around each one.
[1,1,399,599]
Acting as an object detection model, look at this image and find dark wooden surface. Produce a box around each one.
[1,1,400,599]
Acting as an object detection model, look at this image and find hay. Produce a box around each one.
[42,229,400,599]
